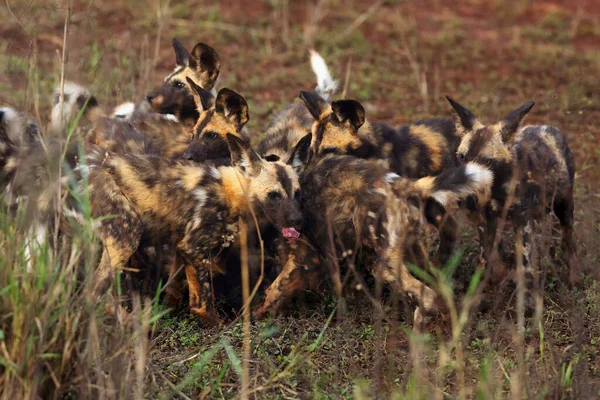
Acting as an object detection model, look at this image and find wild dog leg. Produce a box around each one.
[163,252,186,308]
[479,206,508,281]
[515,217,539,313]
[425,198,458,266]
[254,241,323,319]
[554,196,580,286]
[381,247,440,332]
[93,235,141,297]
[185,264,222,326]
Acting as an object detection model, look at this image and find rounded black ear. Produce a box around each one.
[226,133,262,176]
[215,88,249,132]
[331,100,365,131]
[499,101,535,142]
[188,43,221,90]
[186,77,214,111]
[286,132,312,170]
[299,91,326,121]
[172,38,191,67]
[446,95,479,133]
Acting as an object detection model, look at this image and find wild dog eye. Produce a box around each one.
[458,153,467,162]
[173,81,185,89]
[204,132,218,139]
[268,191,282,200]
[294,190,301,201]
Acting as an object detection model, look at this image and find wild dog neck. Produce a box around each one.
[218,166,252,217]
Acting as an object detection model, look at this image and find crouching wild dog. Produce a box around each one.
[256,133,493,330]
[298,91,462,264]
[446,96,578,309]
[87,106,306,325]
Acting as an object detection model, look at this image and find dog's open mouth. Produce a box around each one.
[282,227,300,244]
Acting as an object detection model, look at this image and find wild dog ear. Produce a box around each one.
[188,43,221,90]
[172,38,191,67]
[331,100,365,131]
[498,101,535,142]
[226,133,262,177]
[299,91,326,121]
[446,95,480,136]
[186,77,214,112]
[215,88,249,132]
[286,132,312,171]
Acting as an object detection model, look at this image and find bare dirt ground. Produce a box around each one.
[1,0,600,398]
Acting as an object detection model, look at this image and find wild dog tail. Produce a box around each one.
[309,49,338,101]
[411,162,493,208]
[49,82,105,134]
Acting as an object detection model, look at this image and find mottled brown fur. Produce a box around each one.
[298,91,463,264]
[448,96,578,309]
[88,133,304,324]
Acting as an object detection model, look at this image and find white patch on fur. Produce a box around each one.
[162,114,179,122]
[193,188,208,206]
[309,49,338,101]
[208,166,221,179]
[50,82,90,133]
[74,163,90,178]
[112,102,136,119]
[24,224,48,272]
[465,162,494,188]
[63,207,101,230]
[385,172,400,184]
[431,162,493,207]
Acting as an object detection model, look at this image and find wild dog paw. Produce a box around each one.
[190,307,222,327]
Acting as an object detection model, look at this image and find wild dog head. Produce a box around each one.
[298,91,374,160]
[225,133,310,242]
[447,96,535,168]
[183,82,248,163]
[146,39,221,120]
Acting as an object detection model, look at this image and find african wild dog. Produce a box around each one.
[447,96,578,309]
[143,39,221,126]
[257,49,338,164]
[87,104,307,325]
[298,91,462,264]
[254,133,494,329]
[181,78,251,164]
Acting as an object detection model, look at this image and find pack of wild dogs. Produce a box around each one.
[0,39,579,331]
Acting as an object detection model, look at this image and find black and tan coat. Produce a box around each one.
[87,132,306,324]
[447,96,578,309]
[255,132,494,329]
[298,91,462,264]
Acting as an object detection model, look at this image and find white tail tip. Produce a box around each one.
[309,49,338,101]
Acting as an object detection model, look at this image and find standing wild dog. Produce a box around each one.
[446,96,578,309]
[87,103,307,325]
[298,91,462,264]
[258,49,338,163]
[255,134,494,329]
[142,39,221,125]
